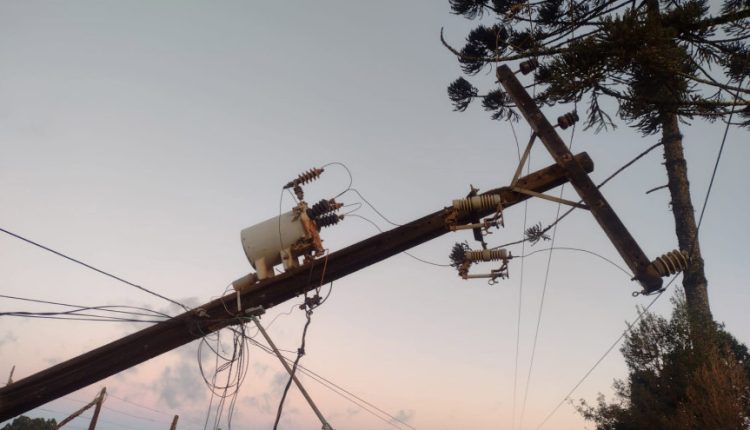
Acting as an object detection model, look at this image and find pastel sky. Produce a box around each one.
[1,1,748,430]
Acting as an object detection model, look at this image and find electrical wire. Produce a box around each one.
[338,188,404,227]
[533,93,739,429]
[532,278,674,430]
[509,119,527,430]
[0,227,188,312]
[0,293,172,319]
[492,140,664,251]
[696,77,744,228]
[243,337,416,430]
[519,113,577,429]
[346,214,451,267]
[518,246,632,278]
[272,307,313,430]
[321,161,354,199]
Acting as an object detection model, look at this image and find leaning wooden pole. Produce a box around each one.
[0,154,592,421]
[86,387,106,430]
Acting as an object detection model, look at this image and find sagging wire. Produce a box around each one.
[0,227,189,312]
[519,105,578,430]
[196,298,252,430]
[346,214,451,268]
[268,245,336,430]
[509,118,529,430]
[533,77,742,429]
[243,336,416,430]
[0,293,172,319]
[492,140,665,252]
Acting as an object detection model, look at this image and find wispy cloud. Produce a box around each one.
[153,358,206,409]
[391,409,416,425]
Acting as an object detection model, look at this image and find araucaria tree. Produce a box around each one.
[443,0,750,332]
[577,290,750,429]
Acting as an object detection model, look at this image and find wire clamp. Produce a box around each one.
[244,306,265,317]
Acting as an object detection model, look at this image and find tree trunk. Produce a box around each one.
[661,113,712,332]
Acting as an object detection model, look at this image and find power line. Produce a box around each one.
[346,214,451,267]
[0,227,188,311]
[533,280,672,430]
[0,293,172,319]
[697,77,744,228]
[533,97,739,429]
[519,117,577,429]
[244,337,415,430]
[509,119,527,430]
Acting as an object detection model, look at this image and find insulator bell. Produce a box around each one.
[315,213,343,230]
[307,199,341,219]
[557,110,579,130]
[453,194,502,214]
[519,58,539,75]
[651,249,690,277]
[284,167,324,189]
[464,248,509,263]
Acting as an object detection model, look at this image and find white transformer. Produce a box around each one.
[240,207,323,280]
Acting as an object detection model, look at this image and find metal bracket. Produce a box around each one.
[511,187,589,209]
[510,132,537,188]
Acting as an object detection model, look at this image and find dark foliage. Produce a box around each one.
[448,77,479,111]
[578,291,750,429]
[446,0,750,134]
[1,416,57,430]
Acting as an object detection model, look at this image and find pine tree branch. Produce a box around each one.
[686,8,750,31]
[440,28,564,63]
[676,72,750,97]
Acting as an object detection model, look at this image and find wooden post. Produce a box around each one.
[497,64,663,293]
[53,387,105,430]
[87,387,106,430]
[6,365,14,385]
[169,415,179,430]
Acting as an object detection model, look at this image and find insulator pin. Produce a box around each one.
[293,184,304,201]
[314,214,343,230]
[557,110,579,130]
[651,249,690,277]
[284,167,324,189]
[465,249,509,262]
[453,194,502,213]
[519,58,539,75]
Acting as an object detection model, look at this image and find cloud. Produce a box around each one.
[252,361,269,377]
[391,409,415,425]
[271,371,289,395]
[0,332,18,349]
[244,393,273,415]
[153,359,206,409]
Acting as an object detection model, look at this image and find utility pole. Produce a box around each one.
[169,415,179,430]
[0,154,592,421]
[497,64,667,293]
[87,387,106,430]
[52,387,106,430]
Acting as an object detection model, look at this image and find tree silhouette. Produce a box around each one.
[1,416,57,430]
[577,290,750,429]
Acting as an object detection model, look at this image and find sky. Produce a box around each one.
[1,1,749,430]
